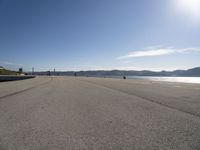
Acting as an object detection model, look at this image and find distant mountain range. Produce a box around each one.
[30,67,200,77]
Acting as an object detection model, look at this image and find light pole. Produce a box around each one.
[32,67,34,75]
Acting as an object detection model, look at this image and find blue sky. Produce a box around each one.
[0,0,200,71]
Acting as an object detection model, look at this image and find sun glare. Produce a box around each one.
[175,0,200,21]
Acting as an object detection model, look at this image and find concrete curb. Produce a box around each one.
[0,75,35,82]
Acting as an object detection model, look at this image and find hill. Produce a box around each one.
[29,67,200,77]
[0,67,18,75]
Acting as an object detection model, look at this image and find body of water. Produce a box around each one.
[126,76,200,84]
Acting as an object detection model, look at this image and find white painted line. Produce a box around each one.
[174,85,182,88]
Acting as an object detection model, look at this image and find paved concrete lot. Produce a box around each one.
[0,76,200,150]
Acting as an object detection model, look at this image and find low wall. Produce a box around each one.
[0,75,35,82]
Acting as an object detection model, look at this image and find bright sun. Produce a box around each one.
[175,0,200,21]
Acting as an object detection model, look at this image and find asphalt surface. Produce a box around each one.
[0,76,200,150]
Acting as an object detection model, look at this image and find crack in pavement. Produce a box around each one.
[78,79,200,119]
[0,77,53,100]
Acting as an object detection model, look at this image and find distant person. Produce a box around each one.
[74,72,77,77]
[123,76,126,79]
[47,71,51,76]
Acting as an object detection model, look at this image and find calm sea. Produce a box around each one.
[126,76,200,84]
